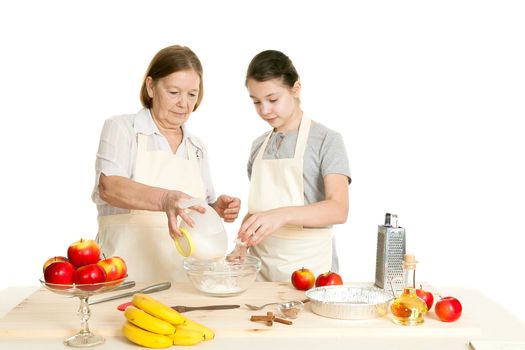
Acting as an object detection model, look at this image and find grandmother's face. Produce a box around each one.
[147,70,200,129]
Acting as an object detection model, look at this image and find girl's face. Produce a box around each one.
[147,69,200,130]
[246,78,301,132]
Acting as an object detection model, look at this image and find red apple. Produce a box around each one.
[291,267,315,290]
[43,256,68,273]
[416,285,434,310]
[44,261,75,288]
[435,296,462,322]
[67,239,101,267]
[73,264,107,290]
[97,256,127,282]
[315,271,343,287]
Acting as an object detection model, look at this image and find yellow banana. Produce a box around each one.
[124,305,175,335]
[132,293,185,325]
[168,327,204,346]
[178,317,215,340]
[122,321,172,348]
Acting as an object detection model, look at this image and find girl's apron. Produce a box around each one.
[248,116,332,281]
[96,133,206,282]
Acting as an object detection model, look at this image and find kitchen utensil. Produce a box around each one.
[183,256,261,297]
[172,304,240,312]
[117,301,240,312]
[245,302,280,311]
[277,300,304,319]
[88,281,171,305]
[245,298,310,311]
[305,285,393,320]
[110,280,136,292]
[175,198,228,260]
[375,213,406,290]
[39,276,127,347]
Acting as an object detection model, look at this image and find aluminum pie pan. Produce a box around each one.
[305,285,394,320]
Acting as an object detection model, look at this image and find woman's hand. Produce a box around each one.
[237,208,288,246]
[161,190,205,239]
[211,195,241,223]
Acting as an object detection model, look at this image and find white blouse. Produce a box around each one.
[92,108,216,216]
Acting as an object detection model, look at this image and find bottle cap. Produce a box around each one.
[403,254,417,268]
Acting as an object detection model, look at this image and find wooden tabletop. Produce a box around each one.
[0,282,524,350]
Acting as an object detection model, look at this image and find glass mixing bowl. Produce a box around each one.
[183,256,261,297]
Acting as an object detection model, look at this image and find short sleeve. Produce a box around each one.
[92,117,134,205]
[320,131,351,184]
[188,135,216,204]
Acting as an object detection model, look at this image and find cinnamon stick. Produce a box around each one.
[266,312,274,326]
[250,313,293,326]
[250,315,273,322]
[274,317,293,325]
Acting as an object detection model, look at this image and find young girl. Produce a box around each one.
[232,50,351,281]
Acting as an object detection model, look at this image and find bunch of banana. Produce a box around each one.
[122,293,215,348]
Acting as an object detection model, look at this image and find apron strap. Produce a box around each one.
[137,133,149,152]
[294,116,311,159]
[255,131,273,162]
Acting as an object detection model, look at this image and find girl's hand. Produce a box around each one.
[238,208,288,246]
[212,195,241,222]
[226,242,248,262]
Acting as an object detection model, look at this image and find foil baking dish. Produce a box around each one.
[305,285,393,320]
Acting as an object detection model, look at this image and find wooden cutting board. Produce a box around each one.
[0,282,481,339]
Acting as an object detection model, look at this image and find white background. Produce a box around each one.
[1,1,524,322]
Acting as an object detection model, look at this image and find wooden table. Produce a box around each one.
[1,282,524,349]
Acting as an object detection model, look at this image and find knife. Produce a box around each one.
[89,281,171,305]
[111,280,136,292]
[172,304,240,313]
[116,301,240,312]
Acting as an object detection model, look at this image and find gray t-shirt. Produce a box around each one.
[247,121,351,272]
[248,121,351,202]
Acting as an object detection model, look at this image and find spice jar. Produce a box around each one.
[278,300,304,319]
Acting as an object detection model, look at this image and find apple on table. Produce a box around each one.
[315,271,343,287]
[416,285,434,310]
[435,296,462,322]
[291,267,315,291]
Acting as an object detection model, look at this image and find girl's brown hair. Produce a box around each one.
[140,45,204,111]
[245,50,299,88]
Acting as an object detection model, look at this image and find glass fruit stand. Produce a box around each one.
[39,277,127,347]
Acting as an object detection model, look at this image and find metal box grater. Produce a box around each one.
[375,213,406,289]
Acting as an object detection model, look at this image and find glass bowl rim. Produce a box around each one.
[183,255,261,269]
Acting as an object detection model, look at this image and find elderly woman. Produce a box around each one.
[92,45,240,282]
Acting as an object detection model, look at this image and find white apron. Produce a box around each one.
[248,116,333,281]
[96,133,206,283]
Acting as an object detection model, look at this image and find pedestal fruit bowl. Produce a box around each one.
[39,276,127,347]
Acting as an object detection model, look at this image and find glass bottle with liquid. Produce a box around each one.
[390,254,428,325]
